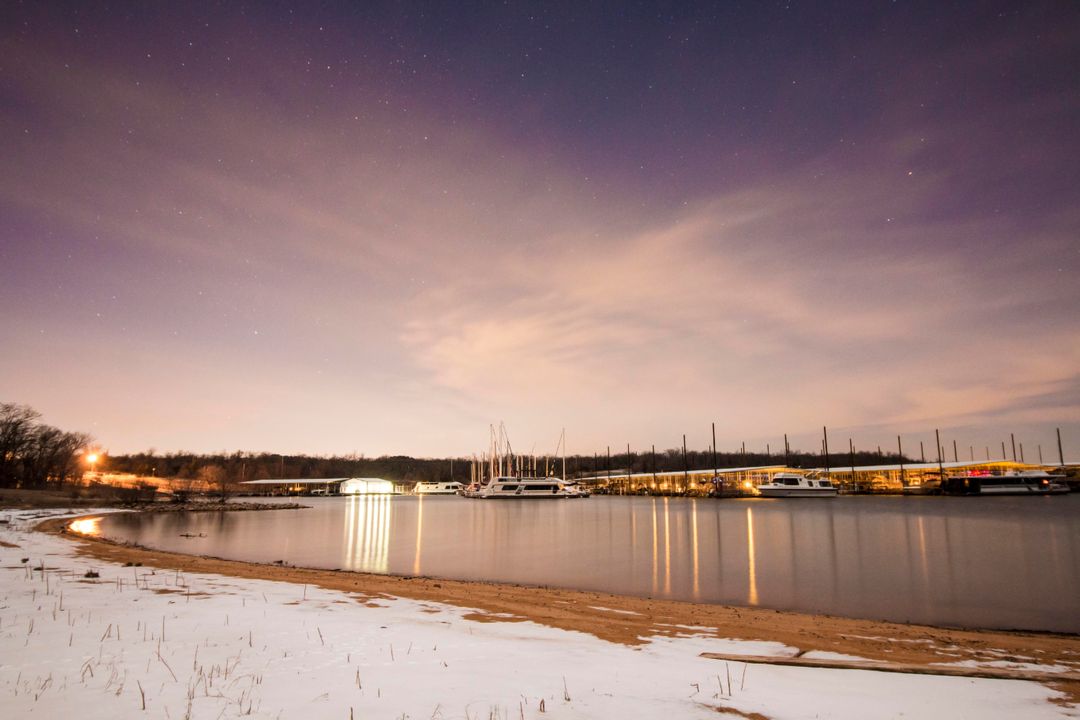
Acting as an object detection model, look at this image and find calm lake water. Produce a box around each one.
[90,494,1080,633]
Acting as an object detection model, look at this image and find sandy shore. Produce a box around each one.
[40,512,1080,699]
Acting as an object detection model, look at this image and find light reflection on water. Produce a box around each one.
[746,506,758,606]
[691,499,699,600]
[343,494,391,574]
[91,494,1080,632]
[413,494,423,576]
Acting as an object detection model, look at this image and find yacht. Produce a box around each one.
[475,476,574,499]
[414,480,464,495]
[756,473,838,498]
[944,470,1063,496]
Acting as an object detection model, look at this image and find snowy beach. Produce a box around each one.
[1,508,1077,719]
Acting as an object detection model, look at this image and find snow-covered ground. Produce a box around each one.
[0,509,1073,719]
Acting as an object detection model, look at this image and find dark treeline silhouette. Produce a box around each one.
[574,448,910,477]
[0,402,92,489]
[105,446,912,485]
[106,451,455,485]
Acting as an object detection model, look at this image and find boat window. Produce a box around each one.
[499,485,519,492]
[783,478,799,486]
[525,485,556,491]
[818,481,832,487]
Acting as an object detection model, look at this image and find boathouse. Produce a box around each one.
[239,477,398,495]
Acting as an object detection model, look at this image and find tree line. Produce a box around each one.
[106,451,473,486]
[0,402,92,489]
[103,446,910,486]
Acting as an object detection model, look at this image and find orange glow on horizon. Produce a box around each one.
[68,517,102,537]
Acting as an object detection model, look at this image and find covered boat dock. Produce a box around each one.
[579,460,1065,495]
[239,477,398,495]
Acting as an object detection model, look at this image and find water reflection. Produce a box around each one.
[343,494,391,573]
[916,516,929,591]
[651,498,658,594]
[413,495,424,576]
[746,507,758,605]
[691,499,700,600]
[93,495,1080,633]
[663,497,671,595]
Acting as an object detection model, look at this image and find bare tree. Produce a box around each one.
[198,464,229,502]
[20,426,91,488]
[0,403,40,487]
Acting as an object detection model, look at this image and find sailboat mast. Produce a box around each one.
[561,428,566,482]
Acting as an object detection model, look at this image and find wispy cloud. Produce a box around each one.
[402,160,1080,448]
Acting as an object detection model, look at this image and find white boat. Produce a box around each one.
[475,476,573,499]
[901,478,942,495]
[414,480,464,495]
[756,473,838,498]
[561,481,591,498]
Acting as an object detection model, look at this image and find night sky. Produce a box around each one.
[2,1,1078,458]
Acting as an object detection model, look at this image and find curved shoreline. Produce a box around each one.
[37,511,1080,700]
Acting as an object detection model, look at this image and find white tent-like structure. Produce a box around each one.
[339,478,395,495]
[239,477,397,494]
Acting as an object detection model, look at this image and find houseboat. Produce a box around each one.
[474,476,574,499]
[414,480,464,495]
[943,470,1064,496]
[756,473,838,498]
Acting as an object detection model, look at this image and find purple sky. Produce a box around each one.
[1,2,1078,459]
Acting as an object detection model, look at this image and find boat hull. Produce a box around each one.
[478,493,569,499]
[758,488,838,498]
[976,485,1052,496]
[944,475,1057,496]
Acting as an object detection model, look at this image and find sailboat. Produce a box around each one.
[466,426,586,499]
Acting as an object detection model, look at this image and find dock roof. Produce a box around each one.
[239,478,349,485]
[577,459,1055,482]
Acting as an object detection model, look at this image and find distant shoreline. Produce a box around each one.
[0,486,315,510]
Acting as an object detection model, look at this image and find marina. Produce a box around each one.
[235,458,1077,498]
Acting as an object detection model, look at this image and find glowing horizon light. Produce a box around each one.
[340,478,394,495]
[68,517,102,537]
